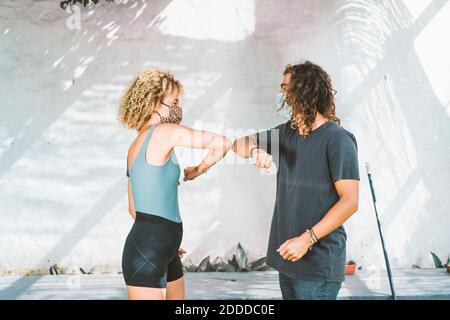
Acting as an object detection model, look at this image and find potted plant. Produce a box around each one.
[345,260,357,275]
[183,243,272,273]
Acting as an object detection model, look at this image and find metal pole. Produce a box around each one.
[365,162,397,300]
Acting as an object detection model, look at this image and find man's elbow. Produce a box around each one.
[231,136,252,158]
[341,194,358,215]
[349,198,358,214]
[223,137,233,152]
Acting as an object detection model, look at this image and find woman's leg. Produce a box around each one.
[127,285,166,300]
[166,276,185,300]
[126,275,184,300]
[165,254,185,300]
[122,214,184,300]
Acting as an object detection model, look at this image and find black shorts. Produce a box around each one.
[121,211,183,288]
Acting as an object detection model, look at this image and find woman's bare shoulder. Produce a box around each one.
[154,123,193,139]
[156,122,189,131]
[127,132,144,158]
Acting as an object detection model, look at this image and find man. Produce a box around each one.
[232,61,360,300]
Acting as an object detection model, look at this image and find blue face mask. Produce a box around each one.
[275,92,292,121]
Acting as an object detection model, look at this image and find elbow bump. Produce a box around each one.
[224,137,233,151]
[231,139,238,152]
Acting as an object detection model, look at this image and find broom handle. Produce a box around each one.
[366,162,397,300]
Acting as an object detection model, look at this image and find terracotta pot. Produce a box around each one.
[345,263,356,275]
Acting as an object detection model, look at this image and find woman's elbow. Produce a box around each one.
[213,136,232,153]
[224,137,233,152]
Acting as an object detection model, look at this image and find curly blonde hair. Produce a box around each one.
[284,61,340,137]
[118,69,183,130]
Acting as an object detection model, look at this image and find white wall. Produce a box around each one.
[0,0,449,276]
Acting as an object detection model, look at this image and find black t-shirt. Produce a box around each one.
[256,120,360,282]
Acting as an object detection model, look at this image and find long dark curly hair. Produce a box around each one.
[284,61,340,137]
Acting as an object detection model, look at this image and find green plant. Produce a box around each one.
[346,260,356,265]
[183,243,271,272]
[430,252,450,268]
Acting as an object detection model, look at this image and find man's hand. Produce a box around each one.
[277,233,312,262]
[183,166,205,181]
[178,248,186,258]
[252,148,272,169]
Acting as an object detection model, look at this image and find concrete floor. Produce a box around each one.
[0,269,449,300]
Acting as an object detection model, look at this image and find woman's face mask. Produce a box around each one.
[275,92,292,121]
[156,101,183,124]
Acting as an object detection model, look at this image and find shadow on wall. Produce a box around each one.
[183,0,450,268]
[330,0,450,266]
[181,0,342,267]
[0,0,274,297]
[0,0,176,298]
[0,0,449,299]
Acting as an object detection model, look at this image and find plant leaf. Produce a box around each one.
[236,243,248,270]
[216,262,235,272]
[228,254,239,269]
[253,264,270,271]
[210,257,222,272]
[430,251,443,268]
[183,258,199,272]
[198,255,213,272]
[183,265,198,272]
[249,257,266,270]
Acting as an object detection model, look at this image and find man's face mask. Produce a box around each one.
[156,101,183,124]
[275,92,292,121]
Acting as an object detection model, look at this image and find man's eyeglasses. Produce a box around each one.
[161,100,179,108]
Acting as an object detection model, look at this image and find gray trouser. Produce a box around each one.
[279,272,342,300]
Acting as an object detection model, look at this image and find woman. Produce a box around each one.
[118,69,231,300]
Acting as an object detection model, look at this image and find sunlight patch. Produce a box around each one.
[148,0,255,42]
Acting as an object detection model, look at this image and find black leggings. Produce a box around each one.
[121,211,183,288]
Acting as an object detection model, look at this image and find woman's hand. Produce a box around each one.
[183,165,205,181]
[178,248,186,258]
[277,232,312,262]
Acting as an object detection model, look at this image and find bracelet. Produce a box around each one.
[249,146,258,157]
[305,229,317,251]
[305,230,314,251]
[310,228,318,243]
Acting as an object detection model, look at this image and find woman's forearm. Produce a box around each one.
[199,136,232,171]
